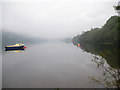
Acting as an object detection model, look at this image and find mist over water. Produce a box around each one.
[2,42,103,88]
[2,1,117,39]
[2,0,119,88]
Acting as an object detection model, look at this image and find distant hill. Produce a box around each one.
[2,30,48,48]
[62,38,72,43]
[72,16,120,46]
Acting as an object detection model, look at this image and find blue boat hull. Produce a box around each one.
[5,46,25,51]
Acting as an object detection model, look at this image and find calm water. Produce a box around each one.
[2,42,116,88]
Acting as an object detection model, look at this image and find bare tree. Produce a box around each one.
[89,55,120,89]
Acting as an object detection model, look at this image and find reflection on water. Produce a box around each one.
[78,43,120,88]
[5,50,25,53]
[74,43,119,69]
[89,56,120,88]
[2,42,119,88]
[2,42,102,88]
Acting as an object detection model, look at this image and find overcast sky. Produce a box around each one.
[2,0,118,38]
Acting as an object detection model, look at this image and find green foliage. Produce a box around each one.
[72,16,120,45]
[72,16,120,69]
[114,5,120,10]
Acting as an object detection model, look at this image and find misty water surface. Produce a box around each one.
[2,42,115,88]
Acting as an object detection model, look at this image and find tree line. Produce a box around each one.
[72,16,120,46]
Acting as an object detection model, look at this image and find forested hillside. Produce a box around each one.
[2,30,47,48]
[72,16,120,46]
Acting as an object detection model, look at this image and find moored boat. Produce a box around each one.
[5,43,27,51]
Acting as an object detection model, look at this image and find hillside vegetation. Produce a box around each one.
[2,30,47,48]
[72,16,120,46]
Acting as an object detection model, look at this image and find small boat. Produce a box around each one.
[5,43,27,51]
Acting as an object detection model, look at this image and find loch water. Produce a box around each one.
[2,42,119,88]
